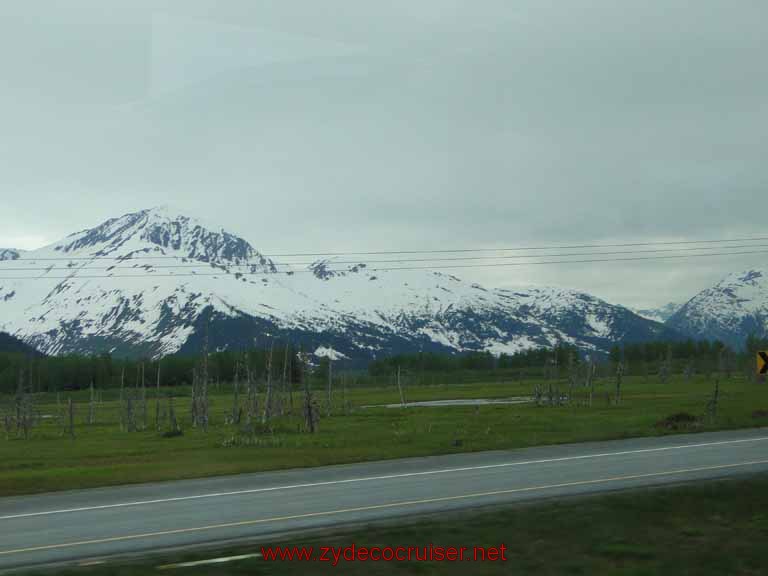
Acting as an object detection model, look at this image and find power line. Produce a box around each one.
[1,248,766,280]
[5,235,768,261]
[260,236,768,257]
[4,242,768,272]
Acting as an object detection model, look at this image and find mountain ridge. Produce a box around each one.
[667,268,768,349]
[0,208,681,360]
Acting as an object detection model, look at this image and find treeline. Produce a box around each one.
[368,345,582,376]
[609,336,768,375]
[372,336,767,379]
[609,339,731,367]
[0,346,307,395]
[2,335,767,395]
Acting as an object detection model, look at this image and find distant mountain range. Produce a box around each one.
[0,208,681,360]
[631,302,682,324]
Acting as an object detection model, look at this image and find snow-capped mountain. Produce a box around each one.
[0,208,678,360]
[667,269,768,349]
[632,302,682,324]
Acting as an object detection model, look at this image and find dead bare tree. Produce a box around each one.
[126,393,137,432]
[245,352,258,428]
[586,357,596,407]
[262,342,274,425]
[396,365,406,408]
[140,363,147,431]
[2,405,13,439]
[615,362,624,405]
[301,353,319,433]
[155,362,162,431]
[230,359,241,425]
[326,357,333,416]
[14,369,35,440]
[191,368,198,427]
[167,394,180,435]
[705,378,721,423]
[552,347,560,382]
[119,367,126,432]
[191,329,211,431]
[67,397,75,440]
[567,351,577,405]
[88,380,96,425]
[282,344,291,415]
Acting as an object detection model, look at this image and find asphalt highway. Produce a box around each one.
[1,427,767,571]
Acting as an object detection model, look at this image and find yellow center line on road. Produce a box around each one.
[2,458,767,558]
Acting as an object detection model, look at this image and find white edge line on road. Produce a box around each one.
[2,435,767,521]
[157,553,262,569]
[2,458,768,558]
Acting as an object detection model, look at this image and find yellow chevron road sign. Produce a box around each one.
[758,351,768,375]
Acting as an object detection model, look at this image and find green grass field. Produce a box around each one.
[1,374,767,496]
[30,474,768,575]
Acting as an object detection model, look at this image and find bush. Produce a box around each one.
[655,412,700,431]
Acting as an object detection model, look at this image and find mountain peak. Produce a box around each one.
[667,267,768,349]
[51,208,275,269]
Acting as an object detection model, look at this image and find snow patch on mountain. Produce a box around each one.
[632,302,682,323]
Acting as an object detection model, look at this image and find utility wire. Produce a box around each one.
[4,235,768,261]
[3,243,768,272]
[1,248,766,280]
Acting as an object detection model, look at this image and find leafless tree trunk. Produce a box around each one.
[119,367,126,432]
[262,342,274,425]
[88,380,96,425]
[67,397,75,440]
[282,344,291,415]
[126,393,136,432]
[302,355,318,433]
[155,362,162,431]
[245,354,258,428]
[396,366,406,408]
[326,358,333,416]
[615,362,624,405]
[706,378,720,422]
[141,363,147,431]
[552,348,559,382]
[191,368,198,428]
[231,360,241,425]
[14,369,34,439]
[192,328,211,431]
[168,394,180,434]
[567,351,577,405]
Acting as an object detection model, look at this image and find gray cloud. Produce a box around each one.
[1,0,766,308]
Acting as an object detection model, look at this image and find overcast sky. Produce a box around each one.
[1,0,766,309]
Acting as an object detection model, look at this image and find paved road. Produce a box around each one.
[1,428,767,571]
